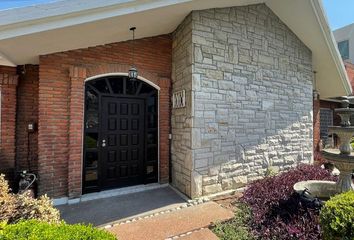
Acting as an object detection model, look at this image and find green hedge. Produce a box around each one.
[0,220,116,240]
[320,191,354,240]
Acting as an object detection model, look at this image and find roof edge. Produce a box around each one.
[0,0,191,41]
[311,0,352,96]
[0,51,16,66]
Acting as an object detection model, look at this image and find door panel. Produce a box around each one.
[101,97,145,189]
[83,77,158,194]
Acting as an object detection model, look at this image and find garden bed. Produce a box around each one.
[211,164,354,240]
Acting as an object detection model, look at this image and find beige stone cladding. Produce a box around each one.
[171,4,313,198]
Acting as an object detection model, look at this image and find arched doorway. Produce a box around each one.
[83,75,159,193]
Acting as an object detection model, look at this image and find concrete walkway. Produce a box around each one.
[107,202,234,240]
[57,187,186,226]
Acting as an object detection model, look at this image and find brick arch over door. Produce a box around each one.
[67,65,170,198]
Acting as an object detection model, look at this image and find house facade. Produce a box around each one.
[316,62,354,151]
[334,24,354,63]
[315,23,354,153]
[0,0,351,203]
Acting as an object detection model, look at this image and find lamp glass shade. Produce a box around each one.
[128,67,138,81]
[313,89,320,100]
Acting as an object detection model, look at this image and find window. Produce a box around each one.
[338,40,349,60]
[320,108,333,147]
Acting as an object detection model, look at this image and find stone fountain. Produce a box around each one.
[294,98,354,199]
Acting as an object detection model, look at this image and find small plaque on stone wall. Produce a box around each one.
[172,90,186,109]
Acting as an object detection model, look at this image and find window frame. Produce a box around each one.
[338,40,349,60]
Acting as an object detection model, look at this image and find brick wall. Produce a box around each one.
[345,62,354,90]
[320,101,341,125]
[16,65,39,173]
[314,62,354,161]
[0,66,18,184]
[318,100,341,155]
[39,35,172,198]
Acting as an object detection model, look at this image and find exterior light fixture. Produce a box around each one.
[313,71,320,100]
[313,89,320,100]
[128,66,138,81]
[128,27,138,81]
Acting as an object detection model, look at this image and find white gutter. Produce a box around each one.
[310,0,352,96]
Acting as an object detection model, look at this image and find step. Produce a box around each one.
[107,202,233,240]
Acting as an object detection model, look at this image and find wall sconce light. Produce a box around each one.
[128,27,138,82]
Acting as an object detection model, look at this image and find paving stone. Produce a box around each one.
[108,202,234,240]
[178,228,219,240]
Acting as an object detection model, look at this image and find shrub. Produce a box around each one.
[0,175,16,222]
[0,220,116,240]
[320,191,354,240]
[0,174,60,224]
[213,203,255,240]
[241,164,336,240]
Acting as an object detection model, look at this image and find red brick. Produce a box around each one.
[16,65,39,174]
[38,35,172,198]
[0,66,18,186]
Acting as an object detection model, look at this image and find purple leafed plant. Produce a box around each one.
[240,164,337,240]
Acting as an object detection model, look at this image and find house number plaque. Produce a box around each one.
[172,90,186,109]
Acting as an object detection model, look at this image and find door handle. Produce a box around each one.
[102,139,106,147]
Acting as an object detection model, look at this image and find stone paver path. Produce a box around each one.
[107,202,233,240]
[178,228,219,240]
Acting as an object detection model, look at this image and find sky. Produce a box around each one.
[322,0,354,30]
[0,0,354,30]
[0,0,59,10]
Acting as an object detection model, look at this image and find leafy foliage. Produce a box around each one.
[213,203,255,240]
[241,164,336,240]
[0,220,116,240]
[0,174,60,224]
[0,175,16,223]
[320,191,354,240]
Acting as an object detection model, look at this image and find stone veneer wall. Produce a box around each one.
[171,14,194,196]
[171,4,314,198]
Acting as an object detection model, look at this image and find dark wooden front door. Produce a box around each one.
[83,76,158,194]
[101,97,145,189]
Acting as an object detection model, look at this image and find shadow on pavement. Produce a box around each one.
[56,186,187,226]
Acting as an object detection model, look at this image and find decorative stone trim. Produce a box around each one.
[85,64,160,86]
